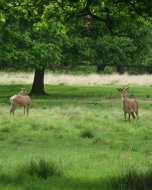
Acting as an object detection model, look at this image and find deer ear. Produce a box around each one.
[116,88,122,91]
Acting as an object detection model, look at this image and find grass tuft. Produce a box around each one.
[0,127,11,133]
[93,137,108,145]
[10,138,22,146]
[80,129,94,138]
[31,123,40,131]
[25,159,62,179]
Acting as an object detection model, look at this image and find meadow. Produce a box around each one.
[0,73,152,190]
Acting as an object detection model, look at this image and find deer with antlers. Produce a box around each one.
[116,87,139,122]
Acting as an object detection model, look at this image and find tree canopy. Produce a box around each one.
[0,0,152,94]
[1,0,152,26]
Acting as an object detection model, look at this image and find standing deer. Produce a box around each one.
[116,87,139,122]
[10,88,31,116]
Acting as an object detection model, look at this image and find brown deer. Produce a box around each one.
[10,88,31,116]
[17,88,28,96]
[116,87,139,122]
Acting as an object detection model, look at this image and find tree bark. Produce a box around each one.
[116,65,125,74]
[146,66,152,74]
[30,68,46,95]
[96,64,106,73]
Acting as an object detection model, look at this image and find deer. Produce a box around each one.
[10,88,31,116]
[17,88,28,96]
[116,87,139,122]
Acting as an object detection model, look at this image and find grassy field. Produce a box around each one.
[0,83,152,190]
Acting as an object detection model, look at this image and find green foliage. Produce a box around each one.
[94,35,136,66]
[0,0,152,86]
[124,24,152,66]
[0,15,65,70]
[103,66,117,74]
[1,0,152,73]
[61,18,152,71]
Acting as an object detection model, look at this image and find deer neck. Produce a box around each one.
[121,95,127,102]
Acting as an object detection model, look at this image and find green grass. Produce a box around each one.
[0,84,152,189]
[109,168,152,190]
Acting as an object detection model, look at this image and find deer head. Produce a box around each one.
[116,87,128,100]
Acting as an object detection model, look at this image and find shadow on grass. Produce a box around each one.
[1,84,152,101]
[0,166,151,190]
[109,168,152,190]
[0,174,108,190]
[0,84,118,102]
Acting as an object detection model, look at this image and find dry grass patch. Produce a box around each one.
[1,72,152,85]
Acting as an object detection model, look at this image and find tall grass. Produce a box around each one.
[109,168,152,190]
[80,129,94,138]
[26,159,62,179]
[1,71,152,85]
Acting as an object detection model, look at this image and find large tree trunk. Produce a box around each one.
[116,65,125,74]
[96,64,106,73]
[30,68,46,95]
[147,66,152,74]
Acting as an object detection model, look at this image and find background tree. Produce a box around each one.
[0,14,66,94]
[61,17,152,74]
[124,23,152,73]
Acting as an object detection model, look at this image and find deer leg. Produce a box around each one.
[135,110,139,119]
[124,112,127,121]
[27,106,29,116]
[10,105,15,116]
[12,105,17,116]
[10,106,13,115]
[131,112,135,120]
[128,113,131,122]
[23,106,26,115]
[10,104,17,116]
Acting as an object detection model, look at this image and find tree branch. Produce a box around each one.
[1,3,34,11]
[55,0,66,12]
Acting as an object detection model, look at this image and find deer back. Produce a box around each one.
[123,99,138,112]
